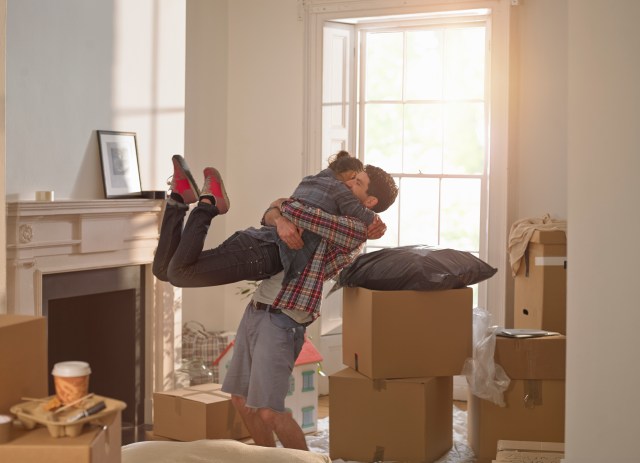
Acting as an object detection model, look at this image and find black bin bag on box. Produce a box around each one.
[332,245,497,292]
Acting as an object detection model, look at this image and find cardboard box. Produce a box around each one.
[514,230,567,333]
[494,440,564,462]
[0,315,48,415]
[468,335,566,463]
[153,383,249,441]
[494,335,566,380]
[342,287,472,379]
[329,368,452,463]
[469,381,565,463]
[0,410,121,463]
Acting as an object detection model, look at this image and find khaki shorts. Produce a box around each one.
[221,302,306,412]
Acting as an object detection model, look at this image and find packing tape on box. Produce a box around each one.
[534,256,567,267]
[372,379,387,391]
[372,446,385,462]
[181,387,229,400]
[523,380,543,408]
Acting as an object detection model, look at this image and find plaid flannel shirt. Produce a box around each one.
[271,199,368,320]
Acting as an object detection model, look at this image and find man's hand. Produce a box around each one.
[263,199,304,250]
[276,215,304,250]
[367,215,387,240]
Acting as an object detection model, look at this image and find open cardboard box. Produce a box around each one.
[0,410,122,463]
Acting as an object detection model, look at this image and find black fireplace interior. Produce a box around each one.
[43,265,145,444]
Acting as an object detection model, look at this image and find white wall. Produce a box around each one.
[565,1,640,461]
[183,0,229,329]
[5,0,185,201]
[182,0,304,331]
[510,0,568,222]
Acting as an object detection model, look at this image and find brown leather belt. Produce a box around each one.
[251,300,282,314]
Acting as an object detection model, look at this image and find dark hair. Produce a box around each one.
[327,150,364,175]
[364,164,398,213]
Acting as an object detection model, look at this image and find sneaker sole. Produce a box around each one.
[205,167,230,214]
[172,155,201,204]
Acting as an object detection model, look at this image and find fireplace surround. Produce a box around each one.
[5,199,182,436]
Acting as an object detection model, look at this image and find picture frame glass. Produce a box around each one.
[97,130,142,198]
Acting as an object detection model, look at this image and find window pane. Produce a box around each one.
[440,178,480,251]
[365,32,403,100]
[364,103,403,172]
[444,27,485,100]
[443,102,485,174]
[287,375,295,395]
[404,103,443,174]
[399,178,439,246]
[405,30,443,100]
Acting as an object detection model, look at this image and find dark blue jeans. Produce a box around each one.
[152,201,283,288]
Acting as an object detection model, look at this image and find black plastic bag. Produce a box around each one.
[333,245,497,292]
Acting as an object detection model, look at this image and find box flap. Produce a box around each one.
[154,384,230,404]
[0,314,43,328]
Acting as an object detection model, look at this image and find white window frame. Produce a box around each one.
[303,0,511,325]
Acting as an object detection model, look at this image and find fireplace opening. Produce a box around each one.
[43,265,145,445]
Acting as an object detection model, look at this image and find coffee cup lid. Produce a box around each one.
[52,361,91,377]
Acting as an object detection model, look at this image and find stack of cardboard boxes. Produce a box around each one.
[329,287,473,463]
[0,314,123,463]
[468,230,567,463]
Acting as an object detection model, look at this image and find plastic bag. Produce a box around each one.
[462,307,510,407]
[331,245,497,293]
[181,321,235,383]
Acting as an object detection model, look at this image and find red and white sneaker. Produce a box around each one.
[168,155,200,204]
[201,167,230,215]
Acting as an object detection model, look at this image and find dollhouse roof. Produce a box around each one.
[295,337,323,366]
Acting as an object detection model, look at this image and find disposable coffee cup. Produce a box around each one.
[0,415,12,443]
[52,361,91,405]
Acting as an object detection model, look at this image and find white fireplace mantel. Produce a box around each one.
[7,199,165,313]
[5,199,182,424]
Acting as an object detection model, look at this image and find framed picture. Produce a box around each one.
[97,130,143,198]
